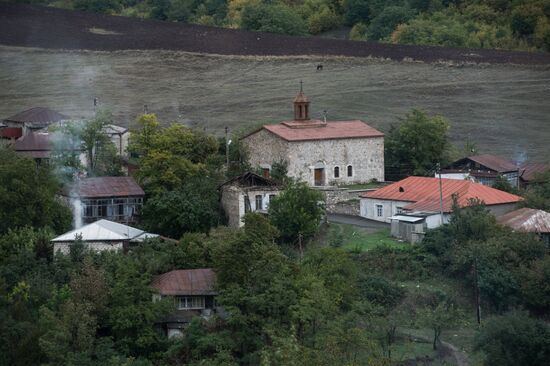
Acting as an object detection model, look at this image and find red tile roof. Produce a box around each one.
[362,176,522,213]
[497,208,550,233]
[77,176,144,198]
[151,268,217,296]
[262,119,384,141]
[519,162,550,182]
[466,154,518,173]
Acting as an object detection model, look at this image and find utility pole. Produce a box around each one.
[298,232,303,260]
[473,253,481,325]
[436,162,444,225]
[225,126,229,167]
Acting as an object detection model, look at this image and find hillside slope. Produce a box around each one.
[1,3,550,65]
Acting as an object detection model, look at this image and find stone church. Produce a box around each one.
[241,88,385,186]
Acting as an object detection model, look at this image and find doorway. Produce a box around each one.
[314,168,325,186]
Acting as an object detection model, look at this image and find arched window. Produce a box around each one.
[334,166,340,178]
[347,165,353,177]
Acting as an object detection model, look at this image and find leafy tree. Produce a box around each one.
[475,311,550,366]
[367,6,413,40]
[491,175,517,193]
[241,2,307,36]
[511,4,542,36]
[417,301,461,350]
[74,0,121,13]
[268,180,324,244]
[81,110,123,176]
[129,114,219,195]
[344,0,371,25]
[384,109,451,180]
[141,177,220,239]
[0,147,72,235]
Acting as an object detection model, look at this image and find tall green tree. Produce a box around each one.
[0,147,71,235]
[268,181,324,244]
[384,109,452,180]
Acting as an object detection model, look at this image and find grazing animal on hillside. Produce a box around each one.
[317,64,323,71]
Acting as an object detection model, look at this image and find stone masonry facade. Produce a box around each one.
[243,129,384,186]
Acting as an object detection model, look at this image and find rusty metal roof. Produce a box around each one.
[77,176,144,198]
[4,107,69,128]
[362,176,522,213]
[14,131,50,151]
[262,120,384,141]
[497,208,550,233]
[519,162,550,182]
[151,268,217,296]
[220,171,277,188]
[465,154,518,173]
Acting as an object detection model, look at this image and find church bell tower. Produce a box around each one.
[293,81,310,121]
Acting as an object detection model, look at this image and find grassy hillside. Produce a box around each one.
[1,45,549,161]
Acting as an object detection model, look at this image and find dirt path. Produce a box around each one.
[400,330,470,366]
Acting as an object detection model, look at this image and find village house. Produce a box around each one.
[360,176,522,243]
[241,88,384,187]
[151,268,218,338]
[1,106,69,137]
[103,124,129,157]
[497,208,550,247]
[518,162,550,189]
[441,154,519,188]
[70,176,145,225]
[51,219,158,254]
[13,130,85,165]
[219,172,282,228]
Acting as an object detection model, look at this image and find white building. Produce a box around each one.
[51,219,158,254]
[360,176,523,242]
[241,89,384,187]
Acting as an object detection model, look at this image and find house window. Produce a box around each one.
[269,194,276,203]
[84,204,93,218]
[255,195,263,210]
[177,296,205,310]
[334,166,340,178]
[347,165,353,177]
[244,196,251,213]
[376,204,383,217]
[97,204,107,217]
[396,207,403,214]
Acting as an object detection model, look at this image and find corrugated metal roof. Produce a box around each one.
[4,107,69,128]
[363,176,522,213]
[77,176,144,198]
[14,131,51,151]
[220,172,277,188]
[151,269,217,296]
[466,154,518,172]
[51,219,158,242]
[389,215,425,222]
[103,124,128,135]
[262,120,384,141]
[497,208,550,233]
[520,162,550,182]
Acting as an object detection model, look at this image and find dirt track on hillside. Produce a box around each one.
[1,2,550,65]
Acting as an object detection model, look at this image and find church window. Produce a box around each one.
[347,165,353,177]
[334,166,340,178]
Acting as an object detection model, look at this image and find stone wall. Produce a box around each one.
[316,187,372,215]
[286,137,384,186]
[242,128,384,186]
[242,129,288,170]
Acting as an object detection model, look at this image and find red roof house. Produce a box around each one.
[360,176,522,224]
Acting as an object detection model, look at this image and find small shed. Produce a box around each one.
[497,208,550,246]
[389,215,426,244]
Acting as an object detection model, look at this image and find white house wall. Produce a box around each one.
[53,241,123,255]
[360,198,412,222]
